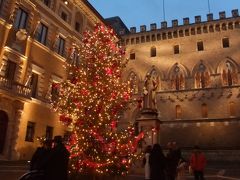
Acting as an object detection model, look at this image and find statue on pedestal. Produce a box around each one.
[143,74,159,109]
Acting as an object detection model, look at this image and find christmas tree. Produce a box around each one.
[53,24,143,176]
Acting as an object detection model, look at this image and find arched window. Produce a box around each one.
[222,61,238,86]
[229,102,236,117]
[201,103,208,118]
[176,105,182,119]
[195,63,210,88]
[128,72,138,94]
[170,65,185,90]
[150,47,156,57]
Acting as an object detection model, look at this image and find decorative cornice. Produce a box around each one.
[74,0,105,25]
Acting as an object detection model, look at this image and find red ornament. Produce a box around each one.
[105,67,113,75]
[110,120,117,130]
[123,92,130,101]
[122,158,127,164]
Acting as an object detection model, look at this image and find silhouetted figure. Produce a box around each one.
[149,144,166,180]
[30,140,52,171]
[189,146,206,180]
[166,142,182,180]
[143,145,152,180]
[45,136,70,180]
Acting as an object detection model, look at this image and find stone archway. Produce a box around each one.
[0,110,8,154]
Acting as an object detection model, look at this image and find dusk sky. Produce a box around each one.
[88,0,240,31]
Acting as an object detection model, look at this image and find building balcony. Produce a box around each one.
[0,76,31,99]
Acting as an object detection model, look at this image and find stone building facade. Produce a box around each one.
[120,10,240,151]
[0,0,104,160]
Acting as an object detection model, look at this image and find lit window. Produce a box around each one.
[25,121,35,142]
[36,23,48,45]
[197,41,204,51]
[222,37,230,48]
[14,8,28,30]
[222,61,238,86]
[195,63,210,89]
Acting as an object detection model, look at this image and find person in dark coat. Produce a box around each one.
[166,142,182,180]
[149,143,167,180]
[30,140,52,171]
[45,135,70,180]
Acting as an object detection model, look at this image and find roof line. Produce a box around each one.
[82,0,106,24]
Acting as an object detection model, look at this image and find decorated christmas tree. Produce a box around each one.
[53,24,143,176]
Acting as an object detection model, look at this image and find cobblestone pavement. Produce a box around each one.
[0,161,239,180]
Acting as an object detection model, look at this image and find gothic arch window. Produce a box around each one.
[222,61,238,86]
[170,65,185,90]
[150,46,156,57]
[195,63,210,89]
[229,102,236,117]
[128,72,138,94]
[176,105,182,119]
[201,103,208,118]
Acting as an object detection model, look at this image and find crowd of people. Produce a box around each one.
[26,137,206,180]
[143,143,207,180]
[28,136,70,180]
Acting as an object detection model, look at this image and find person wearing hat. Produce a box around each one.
[30,139,52,171]
[45,135,70,180]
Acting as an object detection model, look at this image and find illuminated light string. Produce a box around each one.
[52,24,144,175]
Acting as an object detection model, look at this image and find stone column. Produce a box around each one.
[9,100,24,160]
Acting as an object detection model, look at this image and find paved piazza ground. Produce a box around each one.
[0,161,239,180]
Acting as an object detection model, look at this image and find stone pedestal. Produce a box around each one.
[136,108,161,150]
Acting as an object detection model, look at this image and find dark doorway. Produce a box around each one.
[0,110,8,154]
